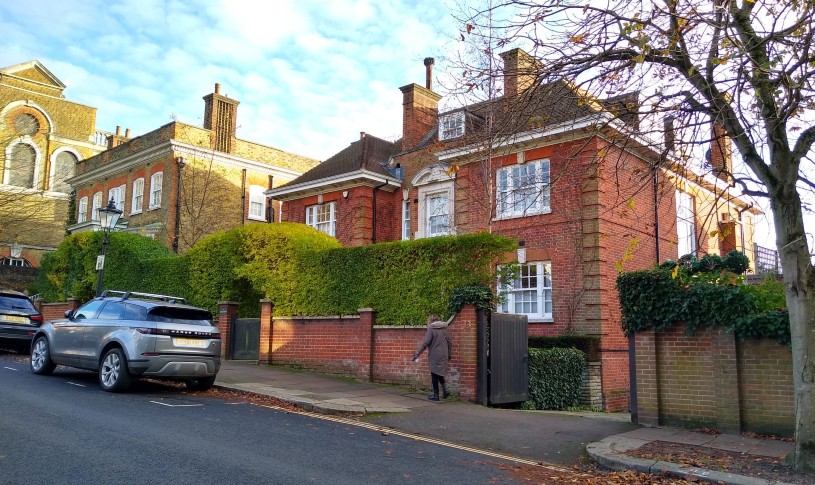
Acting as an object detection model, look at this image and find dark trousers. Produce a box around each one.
[431,372,446,396]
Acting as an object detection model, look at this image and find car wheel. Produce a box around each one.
[99,348,132,393]
[30,336,56,375]
[186,376,217,391]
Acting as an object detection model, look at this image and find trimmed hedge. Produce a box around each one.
[524,347,586,410]
[528,335,601,361]
[37,232,173,302]
[37,225,514,324]
[294,232,516,324]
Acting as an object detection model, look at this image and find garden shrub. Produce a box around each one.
[528,335,601,361]
[524,347,586,410]
[448,283,497,315]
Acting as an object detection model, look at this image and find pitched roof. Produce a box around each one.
[0,60,66,90]
[282,133,401,186]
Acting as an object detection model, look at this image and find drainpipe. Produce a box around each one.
[737,203,753,258]
[371,181,389,244]
[266,175,274,222]
[172,157,185,253]
[241,168,247,225]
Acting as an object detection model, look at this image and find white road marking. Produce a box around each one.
[67,382,86,387]
[3,366,18,371]
[149,401,203,407]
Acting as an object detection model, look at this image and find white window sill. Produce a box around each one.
[492,208,551,222]
[130,210,142,215]
[148,206,161,211]
[528,318,554,323]
[247,215,266,221]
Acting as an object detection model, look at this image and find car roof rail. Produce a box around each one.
[100,290,187,304]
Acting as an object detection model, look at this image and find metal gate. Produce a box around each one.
[231,318,260,360]
[479,312,528,405]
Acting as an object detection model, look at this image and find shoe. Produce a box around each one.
[427,394,439,401]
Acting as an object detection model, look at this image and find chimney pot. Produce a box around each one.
[125,128,131,138]
[424,57,435,91]
[215,83,221,94]
[360,131,366,139]
[115,126,121,136]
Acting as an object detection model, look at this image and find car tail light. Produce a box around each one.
[30,314,43,324]
[136,328,219,338]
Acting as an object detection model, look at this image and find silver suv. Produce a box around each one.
[30,291,221,392]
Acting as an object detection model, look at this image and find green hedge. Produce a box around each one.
[523,347,586,410]
[38,225,514,324]
[37,232,173,302]
[528,335,601,361]
[303,233,515,324]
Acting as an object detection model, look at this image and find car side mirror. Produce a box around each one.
[64,310,75,319]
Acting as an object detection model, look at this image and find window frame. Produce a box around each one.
[4,140,40,189]
[676,190,697,257]
[401,200,411,241]
[109,184,126,212]
[417,182,454,238]
[91,191,103,221]
[495,158,551,219]
[131,178,144,215]
[149,172,163,210]
[305,202,336,237]
[77,196,89,223]
[248,185,267,221]
[497,261,553,322]
[438,111,465,141]
[49,148,79,193]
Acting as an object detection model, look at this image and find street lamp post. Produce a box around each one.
[95,198,124,297]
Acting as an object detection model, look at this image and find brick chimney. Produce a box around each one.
[709,121,732,183]
[499,48,541,98]
[399,58,441,151]
[107,125,132,149]
[203,83,240,154]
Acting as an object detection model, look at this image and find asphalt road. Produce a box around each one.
[0,352,524,485]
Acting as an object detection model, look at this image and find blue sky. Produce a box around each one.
[0,0,789,250]
[0,0,457,160]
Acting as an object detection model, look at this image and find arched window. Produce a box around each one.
[51,150,79,193]
[6,143,37,188]
[13,113,39,136]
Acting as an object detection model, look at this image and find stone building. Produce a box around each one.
[0,60,107,285]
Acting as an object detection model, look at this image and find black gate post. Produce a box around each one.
[476,309,489,405]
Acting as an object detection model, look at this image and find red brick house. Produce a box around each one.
[267,50,760,411]
[67,84,318,252]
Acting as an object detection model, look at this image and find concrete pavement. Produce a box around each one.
[216,361,796,484]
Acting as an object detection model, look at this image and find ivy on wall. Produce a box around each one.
[616,251,790,345]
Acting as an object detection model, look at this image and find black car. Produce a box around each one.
[0,289,43,350]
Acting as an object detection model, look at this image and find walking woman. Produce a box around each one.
[412,314,452,400]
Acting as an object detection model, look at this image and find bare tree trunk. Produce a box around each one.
[773,193,815,470]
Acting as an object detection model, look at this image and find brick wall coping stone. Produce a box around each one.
[272,315,361,321]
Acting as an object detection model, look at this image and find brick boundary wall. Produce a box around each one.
[249,303,480,401]
[635,325,794,436]
[39,299,79,321]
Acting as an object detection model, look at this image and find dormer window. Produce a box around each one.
[439,112,465,140]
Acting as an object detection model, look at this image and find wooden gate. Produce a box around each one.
[481,312,528,405]
[231,318,260,360]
